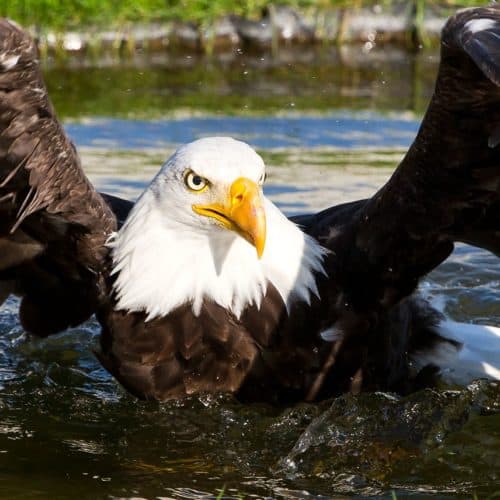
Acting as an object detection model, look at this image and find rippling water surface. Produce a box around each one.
[0,51,499,498]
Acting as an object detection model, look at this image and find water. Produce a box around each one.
[0,49,499,498]
[42,46,438,118]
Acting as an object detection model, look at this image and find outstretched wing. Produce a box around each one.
[307,5,500,313]
[0,19,117,336]
[285,6,500,398]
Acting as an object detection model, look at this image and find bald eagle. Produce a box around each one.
[0,6,499,403]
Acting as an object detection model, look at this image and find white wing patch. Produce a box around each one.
[319,326,344,342]
[412,320,500,386]
[0,53,19,71]
[465,18,497,34]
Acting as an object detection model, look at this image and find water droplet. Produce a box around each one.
[362,41,374,53]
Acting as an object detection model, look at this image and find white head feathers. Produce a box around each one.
[108,137,326,320]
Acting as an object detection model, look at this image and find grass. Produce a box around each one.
[0,0,489,31]
[1,0,329,29]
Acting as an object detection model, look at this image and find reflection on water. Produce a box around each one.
[0,51,499,498]
[44,46,439,119]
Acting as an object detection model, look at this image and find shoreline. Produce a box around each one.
[12,3,461,59]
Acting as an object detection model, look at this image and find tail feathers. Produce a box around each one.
[412,320,500,386]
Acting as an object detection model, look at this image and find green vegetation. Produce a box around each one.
[0,0,487,30]
[3,0,330,29]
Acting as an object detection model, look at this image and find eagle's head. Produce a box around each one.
[149,136,267,257]
[110,137,325,320]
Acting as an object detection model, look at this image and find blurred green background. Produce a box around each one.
[0,0,486,29]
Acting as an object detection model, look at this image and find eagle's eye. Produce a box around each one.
[185,170,209,192]
[259,172,267,185]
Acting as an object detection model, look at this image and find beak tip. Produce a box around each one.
[255,227,266,259]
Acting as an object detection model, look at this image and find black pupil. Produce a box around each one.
[192,175,202,186]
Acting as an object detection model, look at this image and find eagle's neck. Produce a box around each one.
[109,190,326,321]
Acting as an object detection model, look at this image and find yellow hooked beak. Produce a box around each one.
[192,177,267,258]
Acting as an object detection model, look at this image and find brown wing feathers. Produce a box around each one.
[0,19,117,335]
